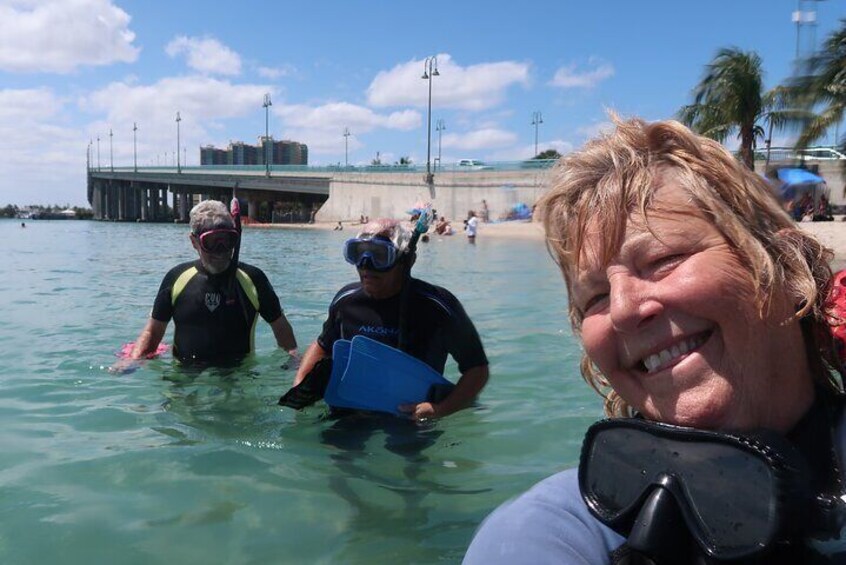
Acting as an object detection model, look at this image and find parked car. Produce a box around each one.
[457,159,493,170]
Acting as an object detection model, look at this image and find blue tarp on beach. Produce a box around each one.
[511,203,531,220]
[777,168,824,186]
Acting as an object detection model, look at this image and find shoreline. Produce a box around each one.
[245,217,846,269]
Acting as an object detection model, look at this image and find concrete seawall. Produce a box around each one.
[318,161,846,224]
[316,169,552,223]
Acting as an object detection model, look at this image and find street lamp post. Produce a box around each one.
[97,135,101,171]
[176,111,182,174]
[435,119,445,170]
[421,55,440,185]
[87,139,93,171]
[109,128,114,172]
[532,111,543,158]
[765,117,775,169]
[263,93,272,176]
[133,122,138,172]
[343,127,351,168]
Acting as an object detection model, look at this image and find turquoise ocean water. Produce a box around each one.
[1,218,602,564]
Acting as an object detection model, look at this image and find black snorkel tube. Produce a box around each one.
[398,204,433,352]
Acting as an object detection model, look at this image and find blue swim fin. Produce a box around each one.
[327,336,454,416]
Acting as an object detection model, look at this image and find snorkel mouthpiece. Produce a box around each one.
[627,483,694,564]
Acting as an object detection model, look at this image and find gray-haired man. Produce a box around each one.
[126,200,297,365]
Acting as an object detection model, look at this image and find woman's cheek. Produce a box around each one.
[580,317,614,372]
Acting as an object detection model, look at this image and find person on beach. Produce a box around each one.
[465,210,478,243]
[121,200,297,366]
[465,117,846,563]
[292,218,489,421]
[435,215,453,236]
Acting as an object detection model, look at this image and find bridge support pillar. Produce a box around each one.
[160,188,167,220]
[92,183,100,219]
[179,193,189,222]
[141,185,149,221]
[101,183,108,220]
[247,197,257,223]
[117,184,125,221]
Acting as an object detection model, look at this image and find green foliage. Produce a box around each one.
[533,149,561,160]
[0,204,93,219]
[678,48,768,170]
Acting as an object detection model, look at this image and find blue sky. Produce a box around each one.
[1,0,843,206]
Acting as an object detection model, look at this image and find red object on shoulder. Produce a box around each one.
[828,270,846,363]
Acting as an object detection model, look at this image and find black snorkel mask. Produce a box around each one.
[579,418,846,563]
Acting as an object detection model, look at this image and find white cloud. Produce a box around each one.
[166,36,242,76]
[442,128,517,151]
[0,0,139,73]
[551,58,614,89]
[277,102,420,134]
[257,64,296,79]
[274,102,421,154]
[79,76,272,171]
[82,76,269,125]
[0,88,87,205]
[367,54,530,111]
[577,121,615,138]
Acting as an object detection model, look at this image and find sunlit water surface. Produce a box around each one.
[1,219,602,564]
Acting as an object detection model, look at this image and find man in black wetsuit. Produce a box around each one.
[293,218,488,421]
[125,200,297,365]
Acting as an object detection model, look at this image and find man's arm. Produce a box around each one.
[269,314,298,355]
[130,318,168,359]
[399,364,489,421]
[293,341,328,386]
[109,317,167,373]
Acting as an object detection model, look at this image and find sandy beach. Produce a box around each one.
[473,217,846,271]
[249,217,846,270]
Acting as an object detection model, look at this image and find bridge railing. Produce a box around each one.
[753,145,845,162]
[96,159,559,175]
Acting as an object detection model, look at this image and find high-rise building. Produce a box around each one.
[200,139,308,166]
[200,145,228,165]
[229,142,259,165]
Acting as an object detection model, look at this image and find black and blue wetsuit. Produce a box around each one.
[151,260,283,363]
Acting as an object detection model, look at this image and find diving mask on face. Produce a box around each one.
[579,418,845,562]
[196,228,239,254]
[343,237,401,271]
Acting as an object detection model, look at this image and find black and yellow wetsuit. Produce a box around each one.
[151,260,283,363]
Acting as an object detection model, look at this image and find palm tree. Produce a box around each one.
[790,19,846,155]
[679,48,769,170]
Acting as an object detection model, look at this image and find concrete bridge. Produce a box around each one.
[87,168,331,223]
[87,152,846,225]
[86,163,554,224]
